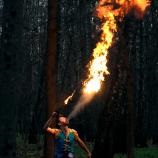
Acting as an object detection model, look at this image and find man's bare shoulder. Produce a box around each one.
[47,127,61,136]
[69,128,79,138]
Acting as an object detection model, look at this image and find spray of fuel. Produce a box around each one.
[67,0,151,120]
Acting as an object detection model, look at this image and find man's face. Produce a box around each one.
[58,117,69,127]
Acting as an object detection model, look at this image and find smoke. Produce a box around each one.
[68,93,95,120]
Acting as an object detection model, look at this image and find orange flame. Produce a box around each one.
[64,90,76,105]
[83,0,150,94]
[134,0,150,12]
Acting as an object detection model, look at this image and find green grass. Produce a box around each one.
[75,143,158,158]
[114,147,158,158]
[135,147,158,158]
[16,135,158,158]
[16,134,44,158]
[74,142,93,158]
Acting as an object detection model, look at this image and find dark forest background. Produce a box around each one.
[0,0,158,158]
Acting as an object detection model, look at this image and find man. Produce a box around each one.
[43,112,91,158]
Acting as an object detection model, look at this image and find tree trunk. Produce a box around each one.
[122,38,135,158]
[126,67,135,158]
[0,0,23,158]
[44,0,57,158]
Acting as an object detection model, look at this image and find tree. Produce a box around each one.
[0,0,24,157]
[92,2,158,158]
[92,34,133,158]
[44,0,57,157]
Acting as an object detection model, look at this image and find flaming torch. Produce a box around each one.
[66,0,151,120]
[64,90,76,105]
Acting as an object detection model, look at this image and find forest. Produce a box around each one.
[0,0,158,158]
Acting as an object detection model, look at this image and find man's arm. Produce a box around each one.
[76,137,91,158]
[72,129,91,158]
[43,112,58,132]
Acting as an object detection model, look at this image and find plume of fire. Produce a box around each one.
[83,0,150,95]
[83,11,117,94]
[67,0,151,119]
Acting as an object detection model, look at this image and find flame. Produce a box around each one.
[83,0,150,94]
[64,95,72,105]
[64,90,76,105]
[134,0,150,12]
[67,0,150,119]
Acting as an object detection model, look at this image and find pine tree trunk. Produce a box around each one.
[44,0,57,158]
[123,42,135,158]
[0,0,23,158]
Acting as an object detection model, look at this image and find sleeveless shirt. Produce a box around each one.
[54,128,78,158]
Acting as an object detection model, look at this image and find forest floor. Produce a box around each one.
[114,147,158,158]
[75,144,158,158]
[16,135,158,158]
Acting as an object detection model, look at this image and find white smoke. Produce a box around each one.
[68,93,95,120]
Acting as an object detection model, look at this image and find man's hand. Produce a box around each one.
[87,152,91,158]
[51,111,58,118]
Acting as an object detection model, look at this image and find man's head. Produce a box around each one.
[58,116,69,127]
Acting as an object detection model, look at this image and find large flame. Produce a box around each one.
[83,0,150,95]
[66,0,150,119]
[83,11,117,94]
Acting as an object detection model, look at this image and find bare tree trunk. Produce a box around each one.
[44,0,57,158]
[120,28,135,158]
[0,0,23,157]
[126,69,135,158]
[124,46,135,158]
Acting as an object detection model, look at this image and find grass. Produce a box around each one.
[114,147,158,158]
[16,134,44,158]
[74,142,94,158]
[75,144,158,158]
[134,147,158,158]
[16,135,158,158]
